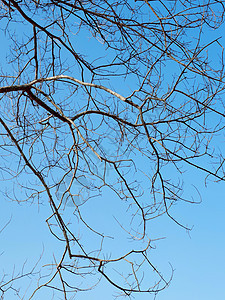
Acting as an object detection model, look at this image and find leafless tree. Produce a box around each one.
[0,0,225,298]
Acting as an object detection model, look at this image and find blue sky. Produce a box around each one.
[1,2,225,299]
[1,162,225,299]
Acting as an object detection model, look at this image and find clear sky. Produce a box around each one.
[1,2,225,300]
[1,164,225,299]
